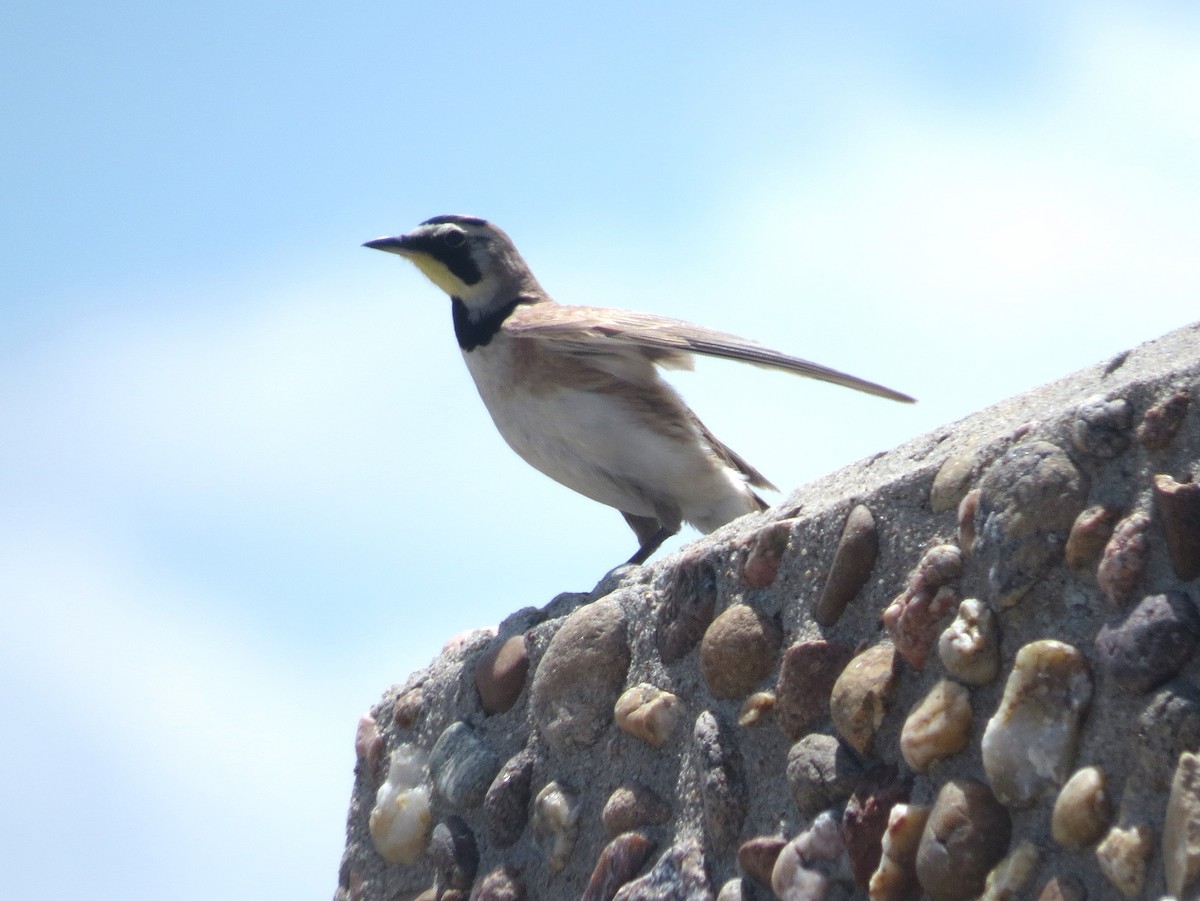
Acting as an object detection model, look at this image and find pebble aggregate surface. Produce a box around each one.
[336,323,1200,900]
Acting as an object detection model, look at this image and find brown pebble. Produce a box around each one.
[699,604,783,699]
[1097,512,1151,605]
[581,832,656,901]
[1064,505,1119,572]
[931,448,988,513]
[530,597,631,753]
[916,778,1012,901]
[474,634,530,715]
[1051,766,1112,848]
[602,784,672,838]
[483,749,534,849]
[774,639,854,740]
[740,519,796,588]
[786,733,863,814]
[1137,388,1190,451]
[1155,474,1200,580]
[815,504,878,625]
[830,642,899,754]
[737,836,787,887]
[900,679,973,773]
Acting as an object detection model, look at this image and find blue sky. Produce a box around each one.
[3,3,1199,898]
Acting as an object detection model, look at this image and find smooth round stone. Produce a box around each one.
[582,832,656,901]
[699,603,783,699]
[786,733,863,814]
[814,504,878,625]
[916,778,1011,901]
[1096,512,1150,605]
[474,634,530,715]
[830,642,899,754]
[482,749,534,849]
[771,811,850,899]
[930,447,989,513]
[775,639,854,740]
[981,640,1093,807]
[368,744,432,865]
[429,721,502,809]
[530,596,631,753]
[1051,766,1112,848]
[737,836,787,887]
[1064,504,1118,572]
[900,678,973,773]
[602,783,672,838]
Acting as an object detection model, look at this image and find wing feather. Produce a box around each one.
[503,304,915,403]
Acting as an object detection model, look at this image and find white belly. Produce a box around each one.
[460,337,760,532]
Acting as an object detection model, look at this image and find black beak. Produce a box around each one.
[362,236,409,254]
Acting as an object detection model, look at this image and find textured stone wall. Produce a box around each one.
[336,322,1200,901]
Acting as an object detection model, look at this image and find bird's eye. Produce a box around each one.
[443,231,466,248]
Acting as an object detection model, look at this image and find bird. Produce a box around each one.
[365,215,913,566]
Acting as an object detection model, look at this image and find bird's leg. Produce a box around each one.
[620,512,677,566]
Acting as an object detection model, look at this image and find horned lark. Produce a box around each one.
[366,215,913,565]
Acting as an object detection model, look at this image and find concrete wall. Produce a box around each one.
[336,322,1200,900]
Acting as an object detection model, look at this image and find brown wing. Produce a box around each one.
[503,303,915,403]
